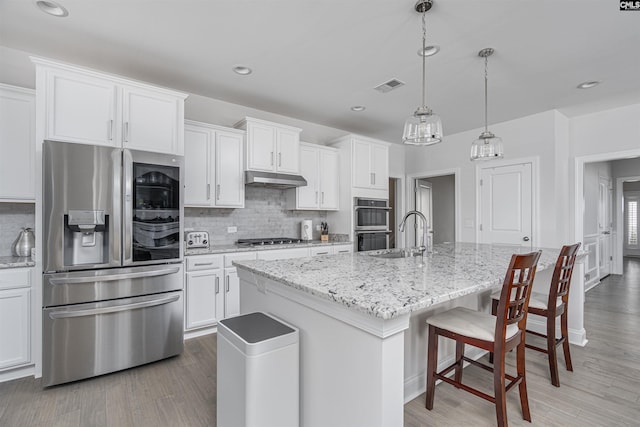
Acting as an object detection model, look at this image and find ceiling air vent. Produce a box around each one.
[374,78,406,93]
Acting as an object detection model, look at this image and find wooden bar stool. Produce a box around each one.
[425,251,541,427]
[490,243,581,387]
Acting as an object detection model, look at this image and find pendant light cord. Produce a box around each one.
[421,10,427,109]
[484,54,489,133]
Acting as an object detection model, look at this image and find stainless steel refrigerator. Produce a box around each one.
[42,139,185,387]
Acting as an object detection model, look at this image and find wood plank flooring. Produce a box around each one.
[1,257,639,426]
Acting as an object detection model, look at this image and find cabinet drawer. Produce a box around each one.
[224,252,257,268]
[0,268,31,290]
[310,246,332,256]
[186,255,222,271]
[334,245,353,255]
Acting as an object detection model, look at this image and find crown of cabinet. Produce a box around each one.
[32,57,188,156]
[234,117,302,174]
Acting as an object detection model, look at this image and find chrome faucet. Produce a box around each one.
[399,210,431,254]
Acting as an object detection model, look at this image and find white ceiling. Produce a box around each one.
[1,0,639,143]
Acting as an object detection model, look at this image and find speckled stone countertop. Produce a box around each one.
[185,240,352,256]
[0,256,36,269]
[233,242,559,320]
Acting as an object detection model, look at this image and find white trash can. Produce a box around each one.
[217,312,299,427]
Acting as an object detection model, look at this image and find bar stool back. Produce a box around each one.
[425,251,541,427]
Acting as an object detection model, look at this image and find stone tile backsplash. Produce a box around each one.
[185,186,328,245]
[0,203,35,256]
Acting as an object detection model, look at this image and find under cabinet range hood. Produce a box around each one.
[244,171,307,189]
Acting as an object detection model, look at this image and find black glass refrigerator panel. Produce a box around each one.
[132,163,180,261]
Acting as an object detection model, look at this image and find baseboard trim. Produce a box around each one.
[184,326,217,340]
[0,364,34,384]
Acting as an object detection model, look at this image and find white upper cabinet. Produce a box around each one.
[288,142,339,210]
[352,138,389,191]
[235,117,301,173]
[33,57,187,155]
[0,84,35,201]
[184,121,244,208]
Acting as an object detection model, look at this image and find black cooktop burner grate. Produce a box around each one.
[237,237,303,246]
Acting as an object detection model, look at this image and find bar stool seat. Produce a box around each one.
[425,251,542,427]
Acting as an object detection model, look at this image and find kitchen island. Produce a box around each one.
[233,243,584,427]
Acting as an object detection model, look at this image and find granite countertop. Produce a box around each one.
[185,240,352,256]
[0,256,36,269]
[232,243,559,320]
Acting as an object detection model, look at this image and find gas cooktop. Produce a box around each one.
[237,237,303,246]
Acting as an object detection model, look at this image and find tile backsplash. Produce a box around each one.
[0,203,35,256]
[185,186,328,245]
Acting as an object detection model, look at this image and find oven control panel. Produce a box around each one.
[186,231,209,249]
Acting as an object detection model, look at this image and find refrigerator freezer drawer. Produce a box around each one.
[42,291,184,387]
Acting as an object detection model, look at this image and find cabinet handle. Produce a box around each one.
[315,191,318,204]
[124,122,129,142]
[215,277,220,294]
[225,276,230,292]
[216,184,220,200]
[322,192,325,204]
[316,251,329,255]
[194,262,214,266]
[107,119,113,140]
[207,184,211,200]
[370,173,374,185]
[279,152,282,167]
[271,151,274,166]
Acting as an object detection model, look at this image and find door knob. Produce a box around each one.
[523,236,530,242]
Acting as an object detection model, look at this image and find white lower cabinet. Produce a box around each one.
[185,255,223,330]
[0,268,32,371]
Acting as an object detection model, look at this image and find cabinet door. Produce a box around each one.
[185,270,221,329]
[0,288,31,370]
[0,86,35,200]
[319,148,339,210]
[122,86,181,154]
[46,70,117,146]
[370,144,389,190]
[184,126,213,207]
[246,121,277,172]
[297,145,320,209]
[352,139,372,188]
[276,127,300,173]
[215,131,245,208]
[224,268,240,319]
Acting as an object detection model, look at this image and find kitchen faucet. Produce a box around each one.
[399,210,431,254]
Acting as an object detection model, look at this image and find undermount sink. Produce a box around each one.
[370,249,424,259]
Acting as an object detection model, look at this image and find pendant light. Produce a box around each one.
[470,48,504,160]
[402,0,443,146]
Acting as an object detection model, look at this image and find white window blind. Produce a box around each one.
[628,200,638,246]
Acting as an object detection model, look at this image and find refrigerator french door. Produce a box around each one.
[42,140,184,387]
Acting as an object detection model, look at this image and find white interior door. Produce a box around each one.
[480,163,533,247]
[598,177,613,277]
[413,180,433,248]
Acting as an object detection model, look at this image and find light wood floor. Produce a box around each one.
[1,258,639,427]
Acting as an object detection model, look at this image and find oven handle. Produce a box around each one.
[48,266,181,285]
[354,206,391,211]
[354,230,393,234]
[48,293,180,319]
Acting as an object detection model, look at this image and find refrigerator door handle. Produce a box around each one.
[122,149,133,264]
[48,293,180,319]
[48,266,181,285]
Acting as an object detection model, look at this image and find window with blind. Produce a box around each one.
[628,200,638,246]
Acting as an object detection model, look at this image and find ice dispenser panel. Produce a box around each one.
[63,210,109,266]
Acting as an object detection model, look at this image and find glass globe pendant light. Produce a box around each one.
[402,0,443,146]
[470,48,504,160]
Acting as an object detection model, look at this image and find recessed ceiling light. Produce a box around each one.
[417,45,440,57]
[577,80,601,89]
[351,106,366,112]
[233,66,252,75]
[35,0,69,17]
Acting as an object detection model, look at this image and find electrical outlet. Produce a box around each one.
[227,226,237,233]
[315,224,321,231]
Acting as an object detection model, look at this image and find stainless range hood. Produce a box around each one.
[244,171,307,189]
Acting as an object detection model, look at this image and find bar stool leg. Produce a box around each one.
[493,349,508,427]
[517,340,531,421]
[454,341,464,386]
[561,310,573,372]
[547,315,560,387]
[425,325,438,410]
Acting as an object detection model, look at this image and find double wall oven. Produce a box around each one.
[354,197,391,252]
[42,140,184,387]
